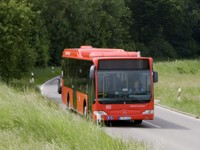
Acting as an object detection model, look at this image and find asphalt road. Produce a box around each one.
[40,77,200,150]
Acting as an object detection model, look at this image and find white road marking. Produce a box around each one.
[156,105,200,121]
[40,76,59,95]
[143,121,161,128]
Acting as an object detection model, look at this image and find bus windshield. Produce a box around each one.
[97,70,151,104]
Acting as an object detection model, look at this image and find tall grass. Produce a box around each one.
[154,59,200,117]
[0,83,147,150]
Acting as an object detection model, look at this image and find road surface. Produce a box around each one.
[40,77,200,150]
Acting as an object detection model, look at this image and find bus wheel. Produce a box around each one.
[104,121,112,127]
[67,94,70,109]
[134,120,142,124]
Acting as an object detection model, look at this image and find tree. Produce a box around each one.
[36,0,133,65]
[126,0,200,58]
[0,0,49,81]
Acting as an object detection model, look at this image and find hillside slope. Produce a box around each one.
[154,60,200,117]
[0,83,146,150]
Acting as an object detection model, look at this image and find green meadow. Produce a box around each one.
[154,59,200,117]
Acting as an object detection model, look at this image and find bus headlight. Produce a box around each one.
[94,111,107,122]
[93,111,107,116]
[142,110,154,114]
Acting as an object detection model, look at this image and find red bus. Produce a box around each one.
[61,46,158,124]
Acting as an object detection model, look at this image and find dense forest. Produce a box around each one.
[1,0,200,81]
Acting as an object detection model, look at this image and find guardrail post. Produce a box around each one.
[30,72,34,83]
[52,66,54,74]
[178,88,182,101]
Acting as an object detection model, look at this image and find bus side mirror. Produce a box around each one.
[153,71,158,83]
[89,65,95,79]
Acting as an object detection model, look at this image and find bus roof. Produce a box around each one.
[62,45,141,60]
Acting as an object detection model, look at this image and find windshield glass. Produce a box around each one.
[97,70,151,104]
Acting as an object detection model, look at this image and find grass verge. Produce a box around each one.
[0,83,148,150]
[154,59,200,117]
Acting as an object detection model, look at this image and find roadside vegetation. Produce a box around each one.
[154,59,200,117]
[8,67,61,91]
[0,81,148,150]
[1,0,200,148]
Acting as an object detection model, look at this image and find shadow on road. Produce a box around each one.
[103,121,147,128]
[151,117,189,130]
[103,118,189,130]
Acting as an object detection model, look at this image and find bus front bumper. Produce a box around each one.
[93,110,154,121]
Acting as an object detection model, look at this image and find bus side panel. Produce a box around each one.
[62,86,67,105]
[76,91,88,115]
[62,86,73,108]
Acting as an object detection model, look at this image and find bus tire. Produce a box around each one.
[67,94,70,109]
[134,120,142,124]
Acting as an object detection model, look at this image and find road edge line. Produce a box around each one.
[39,76,59,95]
[155,103,199,119]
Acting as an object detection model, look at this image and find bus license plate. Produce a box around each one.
[119,116,131,120]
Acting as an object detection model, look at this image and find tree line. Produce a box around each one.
[1,0,200,81]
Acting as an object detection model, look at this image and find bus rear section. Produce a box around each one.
[91,58,158,123]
